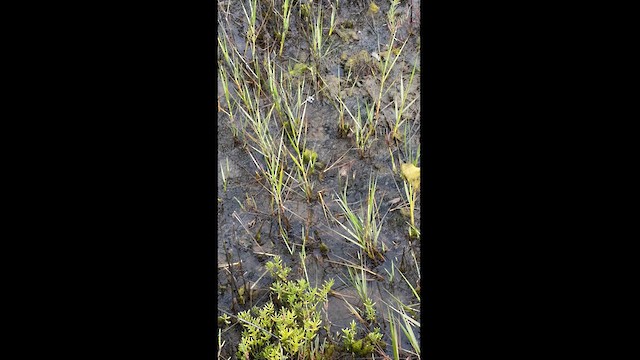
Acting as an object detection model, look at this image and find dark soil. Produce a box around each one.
[217,1,421,358]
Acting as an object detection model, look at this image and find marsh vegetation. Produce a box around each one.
[217,0,421,358]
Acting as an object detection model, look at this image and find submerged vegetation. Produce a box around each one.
[218,0,420,358]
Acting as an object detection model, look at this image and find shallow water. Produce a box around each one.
[217,0,421,358]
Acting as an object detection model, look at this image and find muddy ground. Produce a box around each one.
[217,0,421,358]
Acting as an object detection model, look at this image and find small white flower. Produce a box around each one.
[306,95,314,104]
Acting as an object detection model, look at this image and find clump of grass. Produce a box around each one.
[280,75,318,202]
[335,96,376,157]
[389,61,419,143]
[218,65,240,140]
[387,308,401,360]
[374,25,410,121]
[344,252,378,323]
[301,0,337,91]
[389,118,421,238]
[240,0,259,58]
[384,299,420,358]
[278,0,293,56]
[402,119,421,167]
[240,96,296,251]
[396,120,421,238]
[323,69,355,137]
[310,3,324,61]
[328,2,337,37]
[263,51,283,118]
[332,175,386,261]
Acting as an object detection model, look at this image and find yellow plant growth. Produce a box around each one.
[400,163,420,190]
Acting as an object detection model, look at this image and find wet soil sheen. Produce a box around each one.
[218,0,421,358]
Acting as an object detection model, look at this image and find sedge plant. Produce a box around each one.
[344,251,377,323]
[240,0,259,59]
[384,298,420,358]
[374,26,410,121]
[278,0,293,56]
[280,74,317,202]
[389,60,419,143]
[331,175,385,261]
[398,121,420,238]
[335,96,376,157]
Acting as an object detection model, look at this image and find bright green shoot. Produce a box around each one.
[383,297,420,358]
[279,0,293,56]
[388,299,420,357]
[312,4,324,60]
[217,29,234,70]
[362,99,377,156]
[402,119,421,167]
[264,52,283,117]
[345,252,377,322]
[240,0,259,58]
[387,0,401,33]
[328,2,337,37]
[279,76,317,201]
[387,308,400,360]
[307,1,336,63]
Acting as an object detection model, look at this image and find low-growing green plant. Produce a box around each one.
[363,297,377,322]
[302,0,337,91]
[341,320,384,356]
[310,4,325,61]
[218,313,231,327]
[235,256,334,360]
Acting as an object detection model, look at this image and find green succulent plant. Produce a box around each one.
[236,256,334,360]
[341,320,384,356]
